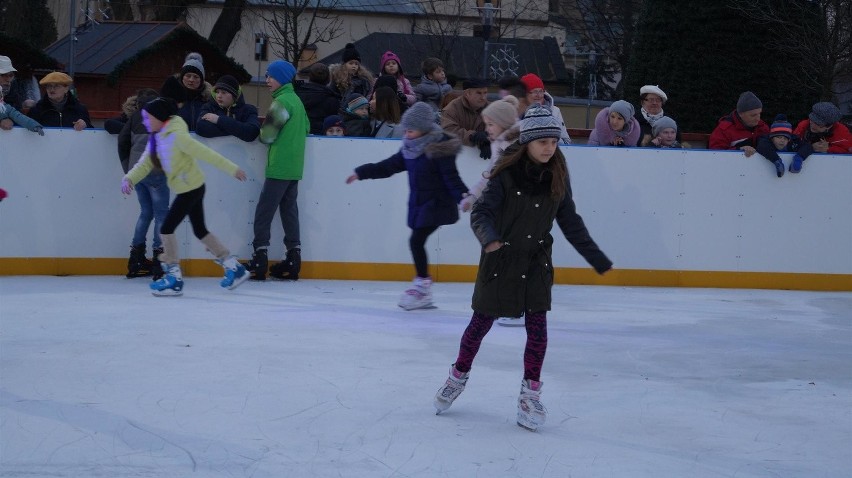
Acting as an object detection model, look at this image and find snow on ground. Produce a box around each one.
[1,276,850,477]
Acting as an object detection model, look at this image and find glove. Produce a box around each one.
[469,131,489,147]
[460,193,476,212]
[0,187,7,202]
[397,91,407,104]
[478,141,491,160]
[773,159,785,178]
[30,126,44,136]
[121,177,133,194]
[788,154,804,173]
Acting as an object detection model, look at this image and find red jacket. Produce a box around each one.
[793,120,852,154]
[708,111,769,150]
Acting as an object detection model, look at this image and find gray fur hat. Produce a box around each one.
[652,116,677,137]
[808,102,841,126]
[609,100,635,121]
[736,91,762,113]
[519,104,562,144]
[401,102,437,132]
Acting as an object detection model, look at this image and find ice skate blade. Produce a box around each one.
[516,411,544,431]
[225,271,250,290]
[152,289,183,297]
[399,303,437,311]
[497,318,525,327]
[516,420,539,431]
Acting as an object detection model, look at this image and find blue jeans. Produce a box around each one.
[131,172,169,249]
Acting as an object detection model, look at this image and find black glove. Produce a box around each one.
[469,131,489,147]
[478,141,491,160]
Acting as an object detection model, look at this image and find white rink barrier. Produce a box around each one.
[1,127,850,291]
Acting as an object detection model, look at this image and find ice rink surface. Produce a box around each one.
[1,276,850,478]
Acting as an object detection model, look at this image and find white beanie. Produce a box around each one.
[481,95,520,130]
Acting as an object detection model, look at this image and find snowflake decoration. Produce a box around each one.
[488,45,520,80]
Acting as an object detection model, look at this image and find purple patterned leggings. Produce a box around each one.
[453,310,548,381]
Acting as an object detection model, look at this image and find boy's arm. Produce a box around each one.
[259,101,290,144]
[217,104,261,142]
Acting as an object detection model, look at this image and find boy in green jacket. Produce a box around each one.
[245,60,310,280]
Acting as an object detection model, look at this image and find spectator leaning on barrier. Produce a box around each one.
[196,75,260,142]
[635,85,684,147]
[0,85,43,136]
[441,77,491,159]
[646,116,682,149]
[708,91,769,157]
[27,72,92,131]
[788,102,852,173]
[755,114,799,178]
[588,100,640,147]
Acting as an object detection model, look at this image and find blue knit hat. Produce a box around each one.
[267,60,296,85]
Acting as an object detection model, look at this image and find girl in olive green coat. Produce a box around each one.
[434,104,612,431]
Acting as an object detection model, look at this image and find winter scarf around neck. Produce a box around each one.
[401,125,443,159]
[641,108,664,126]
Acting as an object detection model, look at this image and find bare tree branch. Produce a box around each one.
[261,0,345,64]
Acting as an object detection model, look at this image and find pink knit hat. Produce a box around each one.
[380,51,404,75]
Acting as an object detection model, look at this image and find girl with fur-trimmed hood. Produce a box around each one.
[329,43,374,111]
[345,102,470,311]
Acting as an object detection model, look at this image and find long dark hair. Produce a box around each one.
[372,86,401,123]
[488,141,568,200]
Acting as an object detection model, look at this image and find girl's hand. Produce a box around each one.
[345,173,359,184]
[612,137,624,146]
[73,119,87,131]
[235,169,247,181]
[121,178,133,195]
[484,241,503,253]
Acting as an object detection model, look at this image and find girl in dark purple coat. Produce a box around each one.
[346,102,470,310]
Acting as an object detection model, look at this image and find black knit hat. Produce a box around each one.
[214,75,240,98]
[342,43,361,63]
[374,74,398,92]
[143,97,178,122]
[160,76,186,104]
[462,78,489,90]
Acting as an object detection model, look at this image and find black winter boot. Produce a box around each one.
[151,247,164,281]
[270,248,300,281]
[126,245,153,278]
[244,248,268,281]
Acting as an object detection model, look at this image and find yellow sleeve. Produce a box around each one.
[174,130,239,177]
[124,152,154,185]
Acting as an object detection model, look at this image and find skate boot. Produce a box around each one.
[269,248,301,281]
[517,379,547,431]
[150,263,184,296]
[434,365,469,414]
[398,277,433,310]
[126,245,153,278]
[151,247,164,281]
[218,255,250,290]
[497,316,525,327]
[243,248,268,281]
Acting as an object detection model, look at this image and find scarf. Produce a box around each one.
[641,108,664,126]
[613,119,634,139]
[401,125,443,159]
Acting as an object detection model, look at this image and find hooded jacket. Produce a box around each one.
[124,116,239,194]
[354,133,469,228]
[588,107,641,147]
[708,110,769,150]
[195,92,260,142]
[295,80,341,135]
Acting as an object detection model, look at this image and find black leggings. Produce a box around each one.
[160,185,209,239]
[409,226,438,278]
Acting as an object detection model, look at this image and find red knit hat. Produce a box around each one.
[520,73,544,92]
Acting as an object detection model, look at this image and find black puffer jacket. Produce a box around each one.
[295,81,341,135]
[195,93,260,142]
[470,156,611,317]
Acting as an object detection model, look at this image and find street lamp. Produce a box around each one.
[474,1,500,79]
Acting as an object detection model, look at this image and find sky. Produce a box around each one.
[1,276,850,478]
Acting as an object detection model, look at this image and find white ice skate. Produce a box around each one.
[497,317,525,327]
[517,379,547,431]
[398,277,434,310]
[434,365,469,414]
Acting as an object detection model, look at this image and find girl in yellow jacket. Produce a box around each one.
[121,97,248,296]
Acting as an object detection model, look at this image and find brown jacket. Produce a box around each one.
[440,94,486,147]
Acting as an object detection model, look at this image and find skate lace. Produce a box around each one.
[405,287,426,298]
[439,376,466,401]
[519,392,546,413]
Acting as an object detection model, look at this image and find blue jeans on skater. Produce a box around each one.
[131,172,169,249]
